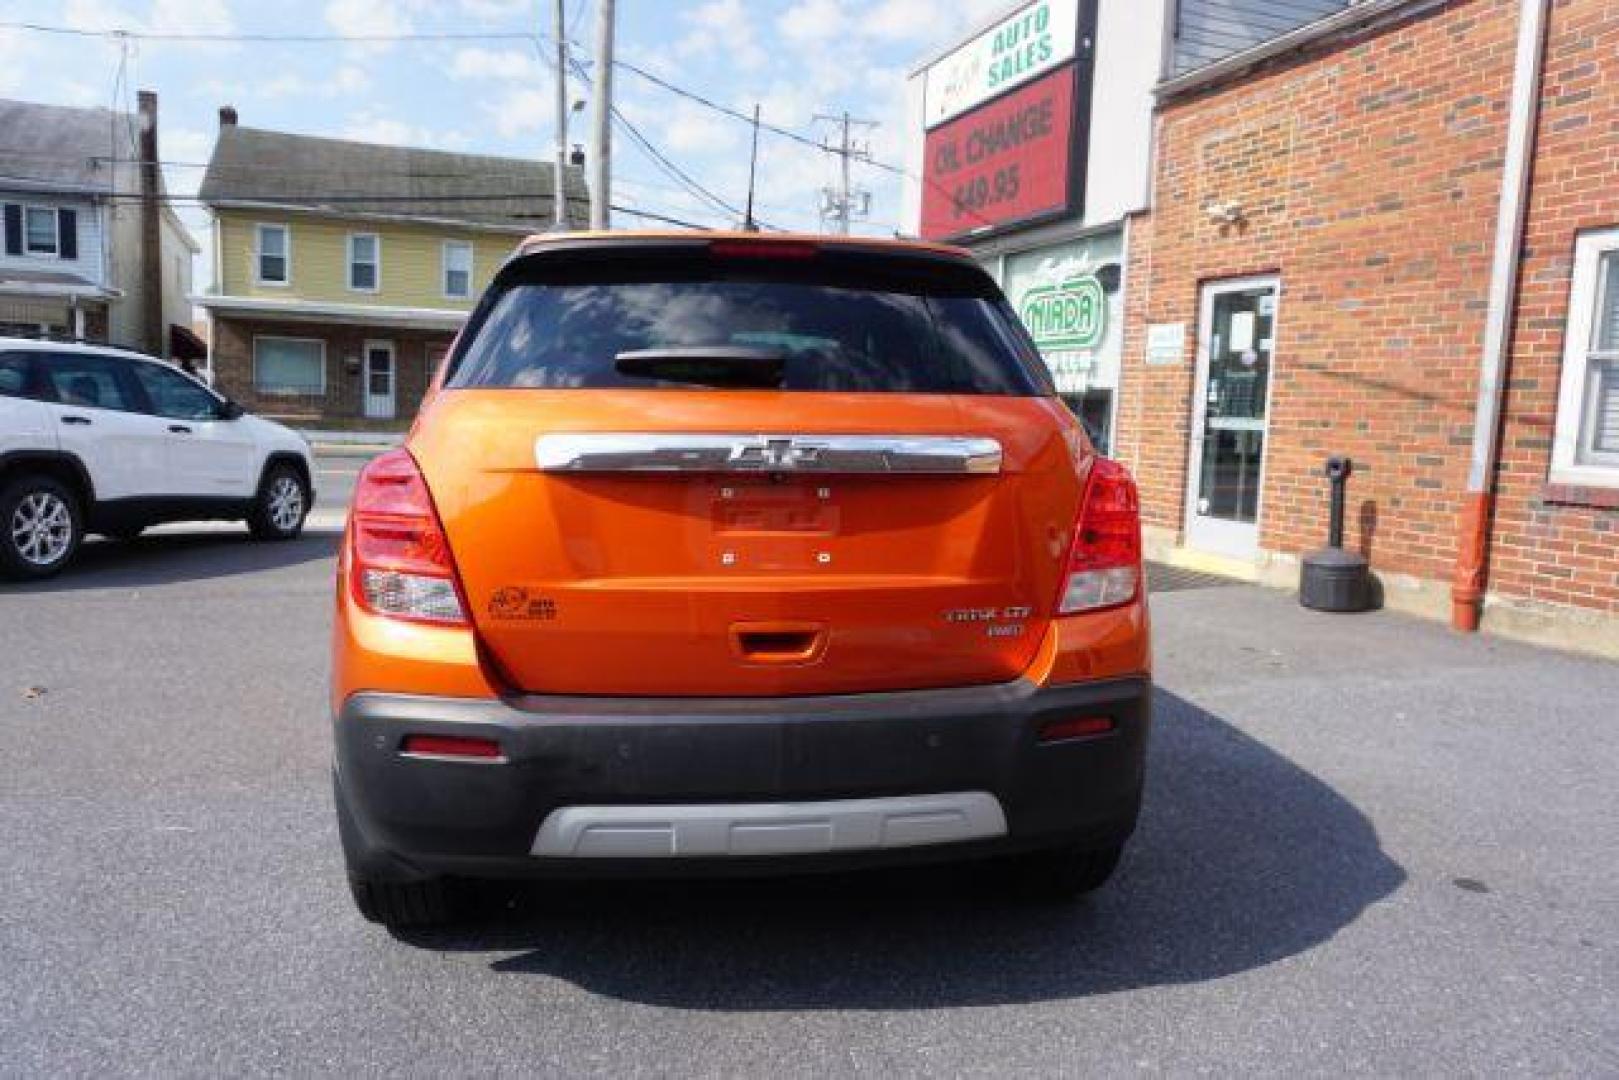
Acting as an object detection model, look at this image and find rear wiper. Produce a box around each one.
[613,346,786,389]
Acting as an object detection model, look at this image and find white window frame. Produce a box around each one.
[442,240,473,299]
[254,223,290,287]
[1550,225,1619,489]
[252,335,326,397]
[24,204,60,257]
[347,232,381,294]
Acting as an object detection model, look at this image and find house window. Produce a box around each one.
[443,241,472,299]
[348,233,380,292]
[255,224,289,285]
[1552,227,1619,487]
[253,336,324,396]
[25,207,58,255]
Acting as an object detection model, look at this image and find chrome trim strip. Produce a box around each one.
[535,433,1003,475]
[531,792,1008,858]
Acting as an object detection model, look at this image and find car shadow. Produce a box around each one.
[396,687,1405,1008]
[4,529,339,592]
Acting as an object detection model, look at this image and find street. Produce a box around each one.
[2,471,1615,1075]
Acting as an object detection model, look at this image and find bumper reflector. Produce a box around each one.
[1038,716,1116,743]
[400,734,503,760]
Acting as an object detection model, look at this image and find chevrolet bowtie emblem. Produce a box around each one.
[727,438,825,470]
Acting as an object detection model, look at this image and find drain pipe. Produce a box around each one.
[1452,0,1550,633]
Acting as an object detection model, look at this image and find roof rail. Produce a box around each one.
[1,330,148,354]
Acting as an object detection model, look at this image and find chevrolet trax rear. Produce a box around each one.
[331,233,1151,927]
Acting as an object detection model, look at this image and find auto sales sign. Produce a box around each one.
[922,0,1081,128]
[919,65,1078,241]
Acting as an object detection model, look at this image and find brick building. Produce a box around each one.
[1112,0,1619,654]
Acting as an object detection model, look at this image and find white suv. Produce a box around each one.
[0,338,314,579]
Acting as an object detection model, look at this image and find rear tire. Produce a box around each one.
[248,463,308,540]
[0,474,83,581]
[1004,842,1124,900]
[336,769,460,928]
[348,876,458,928]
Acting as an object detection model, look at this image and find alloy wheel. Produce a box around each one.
[267,476,305,532]
[10,491,74,566]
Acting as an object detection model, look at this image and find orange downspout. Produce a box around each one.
[1451,0,1548,633]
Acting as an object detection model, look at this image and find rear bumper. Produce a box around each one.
[333,676,1151,881]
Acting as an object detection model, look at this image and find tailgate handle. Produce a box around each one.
[732,623,826,665]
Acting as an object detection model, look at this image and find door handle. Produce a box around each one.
[60,415,91,426]
[168,424,192,434]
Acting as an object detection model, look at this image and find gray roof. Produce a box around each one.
[0,268,101,287]
[199,124,588,231]
[0,98,128,193]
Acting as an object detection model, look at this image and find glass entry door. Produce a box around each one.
[1184,277,1278,557]
[363,341,396,420]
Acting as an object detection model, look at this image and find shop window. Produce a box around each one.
[1551,227,1619,487]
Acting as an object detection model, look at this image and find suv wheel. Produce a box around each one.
[1004,842,1124,900]
[348,876,458,928]
[248,464,308,540]
[1,474,83,580]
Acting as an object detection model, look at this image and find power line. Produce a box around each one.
[0,170,712,229]
[2,16,990,230]
[564,53,773,231]
[0,20,539,42]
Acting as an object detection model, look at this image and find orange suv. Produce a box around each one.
[331,233,1150,926]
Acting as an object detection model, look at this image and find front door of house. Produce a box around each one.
[1185,277,1278,558]
[363,340,395,420]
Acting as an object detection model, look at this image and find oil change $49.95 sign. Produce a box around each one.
[920,65,1077,241]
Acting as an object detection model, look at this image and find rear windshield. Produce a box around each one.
[447,253,1051,395]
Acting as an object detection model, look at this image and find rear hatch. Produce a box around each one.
[413,238,1088,696]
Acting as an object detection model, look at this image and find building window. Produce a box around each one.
[443,241,472,299]
[1552,227,1619,487]
[253,336,324,396]
[348,233,380,292]
[25,206,58,255]
[255,224,289,285]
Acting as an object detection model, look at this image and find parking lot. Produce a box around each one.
[2,453,1616,1075]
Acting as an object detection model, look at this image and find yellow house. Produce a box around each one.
[196,108,586,426]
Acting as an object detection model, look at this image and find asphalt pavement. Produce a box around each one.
[1,509,1616,1075]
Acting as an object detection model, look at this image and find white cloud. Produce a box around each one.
[661,100,739,155]
[449,47,534,82]
[483,88,551,138]
[61,0,236,41]
[675,0,766,73]
[457,0,532,18]
[778,0,846,44]
[0,29,26,95]
[341,111,470,150]
[257,64,372,100]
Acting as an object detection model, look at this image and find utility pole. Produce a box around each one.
[551,0,569,229]
[588,0,615,230]
[814,111,877,234]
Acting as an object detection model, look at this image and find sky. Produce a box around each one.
[0,0,1010,290]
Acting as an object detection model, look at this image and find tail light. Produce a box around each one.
[1058,457,1142,614]
[348,448,468,625]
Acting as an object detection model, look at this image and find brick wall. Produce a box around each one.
[1120,0,1514,580]
[211,316,453,428]
[1485,0,1619,614]
[1120,0,1619,621]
